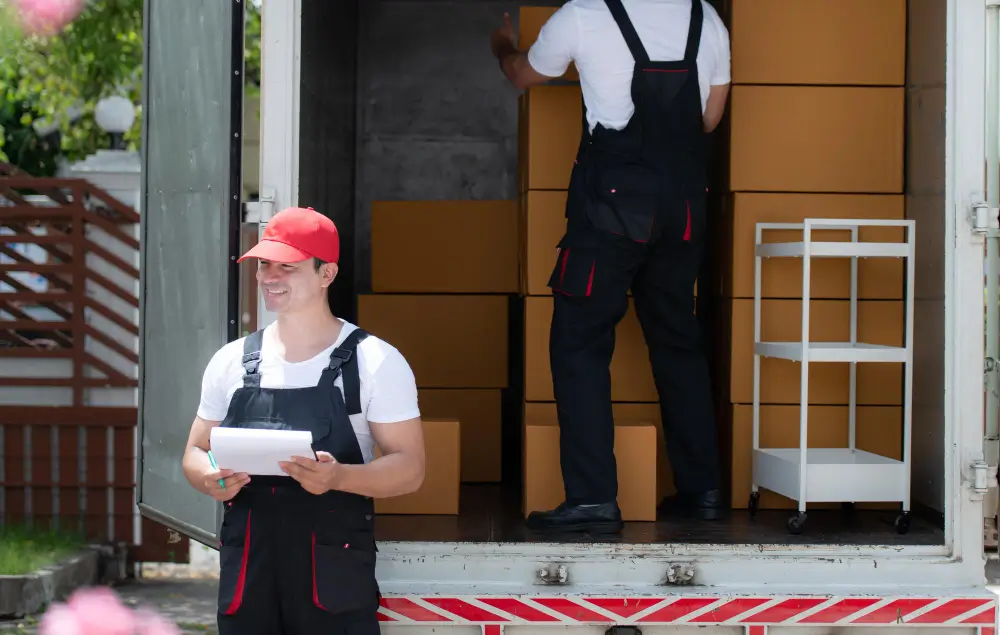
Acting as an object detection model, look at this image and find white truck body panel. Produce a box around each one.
[248,0,998,628]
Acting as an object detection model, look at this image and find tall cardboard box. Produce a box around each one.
[727,405,902,510]
[358,295,509,389]
[524,297,657,402]
[523,408,658,521]
[521,86,583,191]
[522,190,566,296]
[723,193,906,299]
[371,201,519,293]
[418,389,502,483]
[719,298,904,405]
[375,419,460,515]
[730,0,906,86]
[729,86,904,193]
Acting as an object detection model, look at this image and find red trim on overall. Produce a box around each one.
[559,249,570,285]
[311,531,328,611]
[643,69,688,73]
[585,262,595,296]
[683,201,691,241]
[223,509,251,615]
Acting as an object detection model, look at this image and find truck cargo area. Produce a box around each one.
[236,0,954,551]
[247,0,952,549]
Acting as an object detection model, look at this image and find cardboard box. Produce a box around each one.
[375,419,460,515]
[358,295,509,388]
[418,389,501,483]
[521,86,583,191]
[371,201,519,294]
[727,404,902,509]
[525,402,673,500]
[729,86,904,193]
[720,299,904,405]
[518,7,579,81]
[522,190,566,296]
[723,193,906,299]
[524,297,657,402]
[730,0,906,86]
[523,409,658,521]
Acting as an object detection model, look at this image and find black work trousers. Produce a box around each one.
[549,192,720,505]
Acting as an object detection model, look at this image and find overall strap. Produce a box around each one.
[683,0,704,63]
[604,0,650,65]
[326,328,370,416]
[241,329,265,388]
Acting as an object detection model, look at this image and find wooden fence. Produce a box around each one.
[0,173,188,564]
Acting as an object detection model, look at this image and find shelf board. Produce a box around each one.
[754,341,907,363]
[755,241,909,259]
[752,448,906,503]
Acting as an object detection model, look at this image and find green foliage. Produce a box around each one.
[0,0,262,171]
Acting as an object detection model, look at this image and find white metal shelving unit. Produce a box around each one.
[749,218,916,535]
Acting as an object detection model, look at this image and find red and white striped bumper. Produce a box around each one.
[378,595,998,630]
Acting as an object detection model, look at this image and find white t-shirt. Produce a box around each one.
[197,320,421,464]
[527,0,731,131]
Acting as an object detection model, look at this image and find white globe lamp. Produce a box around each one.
[94,95,136,150]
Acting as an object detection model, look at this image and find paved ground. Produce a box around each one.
[0,545,222,635]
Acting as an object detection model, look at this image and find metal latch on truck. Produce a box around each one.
[971,201,1000,235]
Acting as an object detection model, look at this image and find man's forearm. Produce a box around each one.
[182,446,214,495]
[335,452,424,499]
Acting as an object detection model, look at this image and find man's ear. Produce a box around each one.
[321,262,339,288]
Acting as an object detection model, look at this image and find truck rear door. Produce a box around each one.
[135,0,245,546]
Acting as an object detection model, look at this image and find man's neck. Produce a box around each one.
[271,305,344,362]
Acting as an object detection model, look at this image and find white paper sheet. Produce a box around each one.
[209,427,315,476]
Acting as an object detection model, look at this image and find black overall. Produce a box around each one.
[548,0,720,505]
[215,328,381,635]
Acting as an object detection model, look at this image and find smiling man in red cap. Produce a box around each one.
[181,206,426,635]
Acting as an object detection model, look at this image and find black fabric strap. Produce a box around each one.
[683,0,704,63]
[604,0,650,64]
[240,329,265,387]
[327,328,370,416]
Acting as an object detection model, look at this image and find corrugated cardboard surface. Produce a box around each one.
[524,297,657,402]
[374,419,460,515]
[418,389,501,483]
[518,7,579,81]
[522,85,582,191]
[358,294,509,388]
[720,298,904,405]
[724,193,906,299]
[523,190,566,296]
[729,86,904,193]
[524,402,673,500]
[727,404,902,509]
[731,0,906,86]
[371,201,519,293]
[522,408,658,521]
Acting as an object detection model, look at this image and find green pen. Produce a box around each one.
[207,450,226,490]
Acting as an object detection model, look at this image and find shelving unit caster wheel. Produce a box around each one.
[895,512,911,534]
[787,512,807,535]
[748,492,760,519]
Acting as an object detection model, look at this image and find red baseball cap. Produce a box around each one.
[238,206,340,264]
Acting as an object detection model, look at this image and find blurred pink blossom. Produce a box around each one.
[38,585,180,635]
[12,0,85,36]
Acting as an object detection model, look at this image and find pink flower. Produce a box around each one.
[37,602,83,635]
[134,607,182,635]
[65,586,136,635]
[13,0,85,36]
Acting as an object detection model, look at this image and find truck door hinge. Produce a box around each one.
[970,460,999,499]
[243,187,276,224]
[971,202,1000,235]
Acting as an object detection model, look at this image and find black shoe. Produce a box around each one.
[526,501,625,534]
[659,489,728,520]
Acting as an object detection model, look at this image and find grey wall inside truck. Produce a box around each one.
[906,0,946,515]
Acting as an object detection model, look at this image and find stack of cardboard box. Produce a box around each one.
[359,200,520,514]
[517,8,663,522]
[718,0,909,510]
